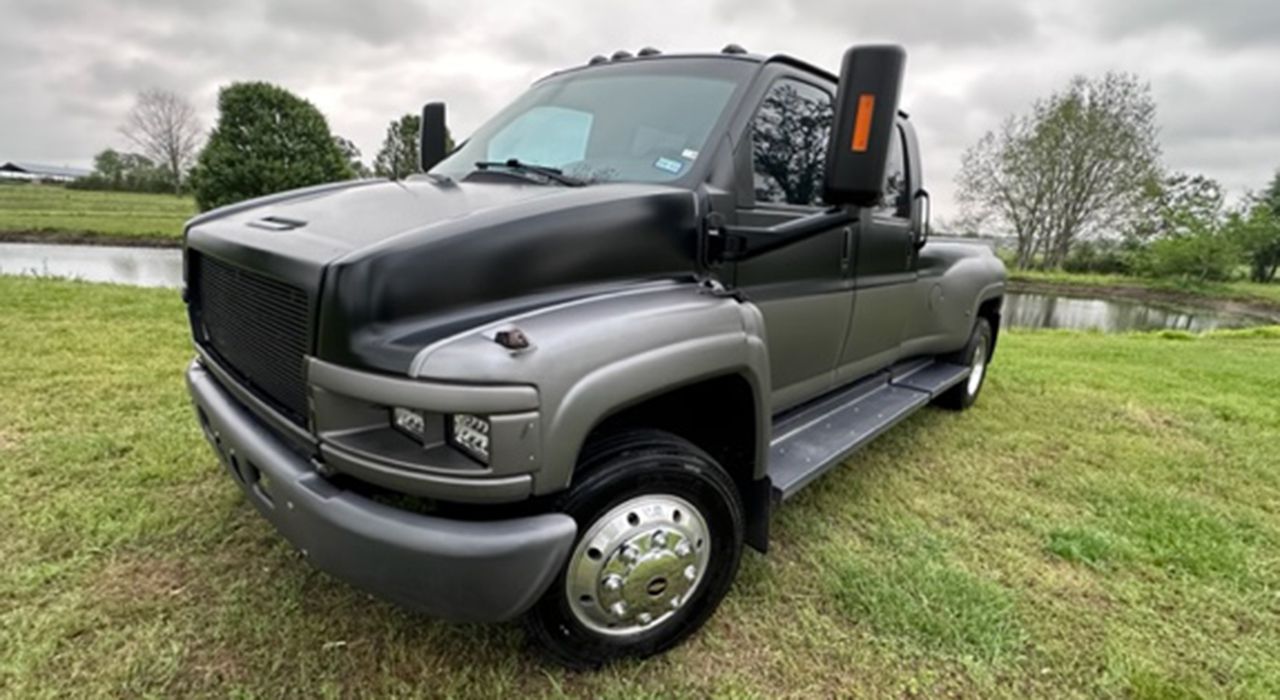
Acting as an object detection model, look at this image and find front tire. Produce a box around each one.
[523,430,744,668]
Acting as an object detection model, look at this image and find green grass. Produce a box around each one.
[3,275,1280,698]
[1010,268,1280,307]
[0,182,194,239]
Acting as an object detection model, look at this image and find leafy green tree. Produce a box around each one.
[373,114,421,180]
[333,135,371,178]
[68,149,171,193]
[957,72,1161,269]
[189,82,352,211]
[1225,200,1280,283]
[1128,172,1225,243]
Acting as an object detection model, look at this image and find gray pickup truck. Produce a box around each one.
[184,43,1005,666]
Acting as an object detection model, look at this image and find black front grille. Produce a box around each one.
[193,253,311,424]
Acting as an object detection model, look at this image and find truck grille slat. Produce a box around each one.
[193,253,311,424]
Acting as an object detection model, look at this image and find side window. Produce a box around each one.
[877,125,909,218]
[751,79,834,207]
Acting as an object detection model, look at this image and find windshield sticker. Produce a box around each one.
[681,148,699,160]
[654,157,683,174]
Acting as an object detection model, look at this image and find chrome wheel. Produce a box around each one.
[967,335,988,396]
[565,494,710,637]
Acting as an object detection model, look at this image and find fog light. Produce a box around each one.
[392,407,426,442]
[449,413,491,464]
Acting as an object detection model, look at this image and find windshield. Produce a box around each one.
[431,58,753,185]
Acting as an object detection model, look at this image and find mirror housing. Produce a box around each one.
[419,102,448,172]
[822,45,906,208]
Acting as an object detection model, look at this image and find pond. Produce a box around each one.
[1001,292,1258,332]
[0,243,1264,332]
[0,242,183,289]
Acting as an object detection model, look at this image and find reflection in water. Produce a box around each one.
[1003,293,1255,332]
[0,244,1263,333]
[0,242,182,288]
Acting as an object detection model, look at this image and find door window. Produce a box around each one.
[751,79,834,207]
[876,125,909,218]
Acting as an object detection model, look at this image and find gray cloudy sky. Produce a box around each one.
[2,0,1278,217]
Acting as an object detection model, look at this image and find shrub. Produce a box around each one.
[189,82,352,211]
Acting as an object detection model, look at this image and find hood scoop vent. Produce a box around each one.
[248,216,308,232]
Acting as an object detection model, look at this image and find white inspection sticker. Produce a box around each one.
[681,148,700,160]
[654,157,683,174]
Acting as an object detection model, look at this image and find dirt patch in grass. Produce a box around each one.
[1008,278,1280,324]
[0,229,180,248]
[94,553,193,603]
[0,427,19,451]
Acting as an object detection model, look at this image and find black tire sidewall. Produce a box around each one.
[958,318,993,407]
[525,437,744,667]
[937,317,993,410]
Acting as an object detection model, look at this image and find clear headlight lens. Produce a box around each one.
[391,407,426,442]
[449,413,491,464]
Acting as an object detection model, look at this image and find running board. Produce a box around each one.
[767,359,970,501]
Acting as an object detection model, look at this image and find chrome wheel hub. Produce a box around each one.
[967,336,988,396]
[566,495,710,636]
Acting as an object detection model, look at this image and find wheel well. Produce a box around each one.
[587,374,757,485]
[978,296,1002,356]
[582,373,770,552]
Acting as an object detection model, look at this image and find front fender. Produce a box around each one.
[408,281,770,494]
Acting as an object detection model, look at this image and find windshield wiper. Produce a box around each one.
[473,159,586,187]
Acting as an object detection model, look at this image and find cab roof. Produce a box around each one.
[538,47,838,86]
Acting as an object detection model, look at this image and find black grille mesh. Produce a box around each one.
[194,253,311,424]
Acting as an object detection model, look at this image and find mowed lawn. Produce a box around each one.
[0,183,194,239]
[2,276,1279,699]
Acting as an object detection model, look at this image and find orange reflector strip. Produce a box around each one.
[851,94,876,152]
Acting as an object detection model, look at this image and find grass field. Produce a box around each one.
[2,275,1279,698]
[0,182,194,241]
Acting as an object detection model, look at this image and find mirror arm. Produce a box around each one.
[711,207,857,262]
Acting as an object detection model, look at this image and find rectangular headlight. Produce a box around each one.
[449,413,491,464]
[391,407,426,442]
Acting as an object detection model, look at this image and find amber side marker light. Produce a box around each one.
[851,93,876,152]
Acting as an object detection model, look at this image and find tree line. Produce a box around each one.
[956,72,1280,283]
[73,83,450,211]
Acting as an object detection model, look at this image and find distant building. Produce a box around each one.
[0,162,93,183]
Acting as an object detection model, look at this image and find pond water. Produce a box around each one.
[0,243,1263,332]
[0,242,183,288]
[1001,292,1257,332]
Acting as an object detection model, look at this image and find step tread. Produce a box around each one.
[766,359,970,501]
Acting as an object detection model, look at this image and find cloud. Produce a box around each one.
[1087,0,1280,48]
[0,0,1277,217]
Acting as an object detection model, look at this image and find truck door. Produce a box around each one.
[731,76,854,412]
[835,122,917,384]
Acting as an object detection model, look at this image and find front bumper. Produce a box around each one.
[186,359,577,622]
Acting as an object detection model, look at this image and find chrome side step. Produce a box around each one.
[767,359,969,501]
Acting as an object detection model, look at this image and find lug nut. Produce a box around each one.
[620,546,639,563]
[637,612,652,625]
[684,565,697,581]
[670,596,682,609]
[651,530,667,547]
[674,542,691,557]
[610,602,628,617]
[602,574,623,591]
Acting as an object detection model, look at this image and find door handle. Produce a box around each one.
[840,226,853,273]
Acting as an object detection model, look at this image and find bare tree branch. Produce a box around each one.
[120,88,203,194]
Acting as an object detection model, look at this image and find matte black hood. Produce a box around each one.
[319,178,701,373]
[185,176,701,374]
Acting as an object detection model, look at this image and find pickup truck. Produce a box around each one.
[183,43,1006,667]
